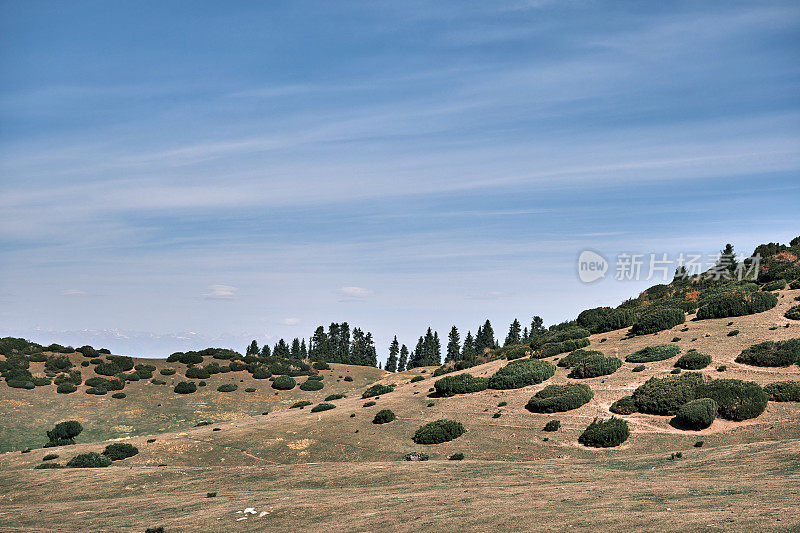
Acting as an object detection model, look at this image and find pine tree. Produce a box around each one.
[720,243,738,273]
[528,316,545,345]
[273,339,290,359]
[246,340,259,356]
[385,336,399,372]
[475,320,495,353]
[309,326,329,361]
[462,331,476,363]
[260,344,271,357]
[504,319,522,346]
[364,332,378,367]
[446,326,461,362]
[398,344,409,372]
[290,338,301,359]
[299,339,308,359]
[338,322,351,364]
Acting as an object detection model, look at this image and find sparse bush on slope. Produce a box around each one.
[362,383,394,398]
[696,379,767,421]
[568,355,622,379]
[696,291,777,320]
[543,420,561,432]
[299,379,324,391]
[46,421,83,447]
[174,381,197,394]
[272,375,296,390]
[763,381,800,402]
[534,338,590,358]
[632,372,705,415]
[373,409,396,424]
[557,349,603,368]
[629,307,685,336]
[577,307,636,334]
[217,384,238,392]
[102,443,139,460]
[625,344,681,363]
[488,359,555,389]
[313,361,331,370]
[672,398,718,430]
[736,339,800,367]
[785,305,800,320]
[310,402,336,413]
[434,374,488,396]
[526,383,593,413]
[578,417,629,448]
[675,350,712,370]
[324,393,345,401]
[761,279,787,291]
[609,396,637,415]
[66,452,111,468]
[413,420,465,444]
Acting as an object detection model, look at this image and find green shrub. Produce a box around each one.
[410,376,425,383]
[717,365,727,372]
[252,368,271,379]
[344,376,353,382]
[56,383,78,394]
[413,419,465,444]
[526,383,593,413]
[434,373,488,396]
[217,384,238,392]
[762,279,787,291]
[145,527,164,533]
[324,393,345,401]
[672,398,718,430]
[362,383,394,398]
[763,381,800,402]
[244,387,256,392]
[675,350,712,370]
[727,330,740,336]
[373,409,396,424]
[85,387,107,395]
[76,345,98,358]
[696,379,768,421]
[312,361,331,370]
[310,402,336,413]
[577,307,636,334]
[696,291,778,319]
[66,452,111,468]
[632,372,705,415]
[785,305,800,320]
[488,359,555,389]
[28,352,47,362]
[543,420,561,432]
[47,421,82,444]
[609,396,637,415]
[630,308,685,336]
[632,365,646,372]
[625,344,681,363]
[151,379,166,385]
[174,381,197,394]
[671,368,682,374]
[557,349,603,368]
[111,392,126,399]
[404,452,429,461]
[42,453,59,461]
[186,366,211,379]
[90,358,103,365]
[272,375,296,390]
[307,374,324,381]
[299,379,324,391]
[567,355,622,379]
[291,400,312,408]
[363,401,376,407]
[448,452,465,460]
[735,339,800,367]
[578,417,629,448]
[534,338,590,358]
[44,355,73,373]
[160,368,176,376]
[102,443,139,460]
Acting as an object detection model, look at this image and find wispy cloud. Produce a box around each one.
[202,285,238,300]
[282,317,300,326]
[60,289,89,297]
[337,286,372,301]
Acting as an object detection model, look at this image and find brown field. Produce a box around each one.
[1,288,799,531]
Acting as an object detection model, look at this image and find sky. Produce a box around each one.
[1,1,799,360]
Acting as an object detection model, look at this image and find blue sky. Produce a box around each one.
[1,1,799,359]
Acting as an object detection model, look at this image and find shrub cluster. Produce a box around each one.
[762,279,787,291]
[763,381,800,402]
[488,359,555,389]
[434,373,488,396]
[632,364,646,372]
[578,417,629,448]
[46,421,83,447]
[412,419,465,444]
[526,383,593,413]
[534,338,590,358]
[312,361,331,370]
[625,344,681,363]
[373,409,396,424]
[785,305,800,321]
[696,291,778,319]
[174,381,197,394]
[57,383,78,394]
[695,379,768,421]
[102,443,139,460]
[66,452,111,468]
[672,398,718,430]
[567,355,622,379]
[675,350,712,370]
[735,339,800,367]
[310,402,336,413]
[543,420,561,432]
[299,379,324,391]
[448,452,465,461]
[307,374,324,381]
[629,307,685,336]
[631,372,705,415]
[291,400,312,408]
[324,393,345,401]
[609,396,637,415]
[272,375,297,390]
[362,383,395,398]
[557,349,603,368]
[217,384,238,392]
[577,307,637,334]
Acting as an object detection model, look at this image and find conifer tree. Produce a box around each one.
[260,344,271,357]
[273,339,290,359]
[398,344,409,372]
[504,319,522,346]
[299,339,308,359]
[386,336,399,372]
[290,338,301,359]
[475,320,495,353]
[462,331,476,363]
[246,340,259,356]
[309,326,329,361]
[446,326,461,362]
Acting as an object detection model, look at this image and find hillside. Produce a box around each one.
[1,241,800,531]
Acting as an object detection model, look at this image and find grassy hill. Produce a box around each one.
[1,239,799,531]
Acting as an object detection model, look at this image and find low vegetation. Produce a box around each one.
[696,291,778,319]
[361,383,394,398]
[763,381,800,402]
[629,307,685,336]
[66,452,111,468]
[735,339,800,367]
[632,373,705,415]
[578,417,629,448]
[695,379,768,421]
[609,396,637,415]
[675,350,712,370]
[373,409,396,424]
[102,443,139,461]
[672,398,718,430]
[567,355,622,379]
[526,383,593,413]
[433,374,488,396]
[310,403,336,413]
[487,359,555,389]
[625,344,681,363]
[413,419,465,444]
